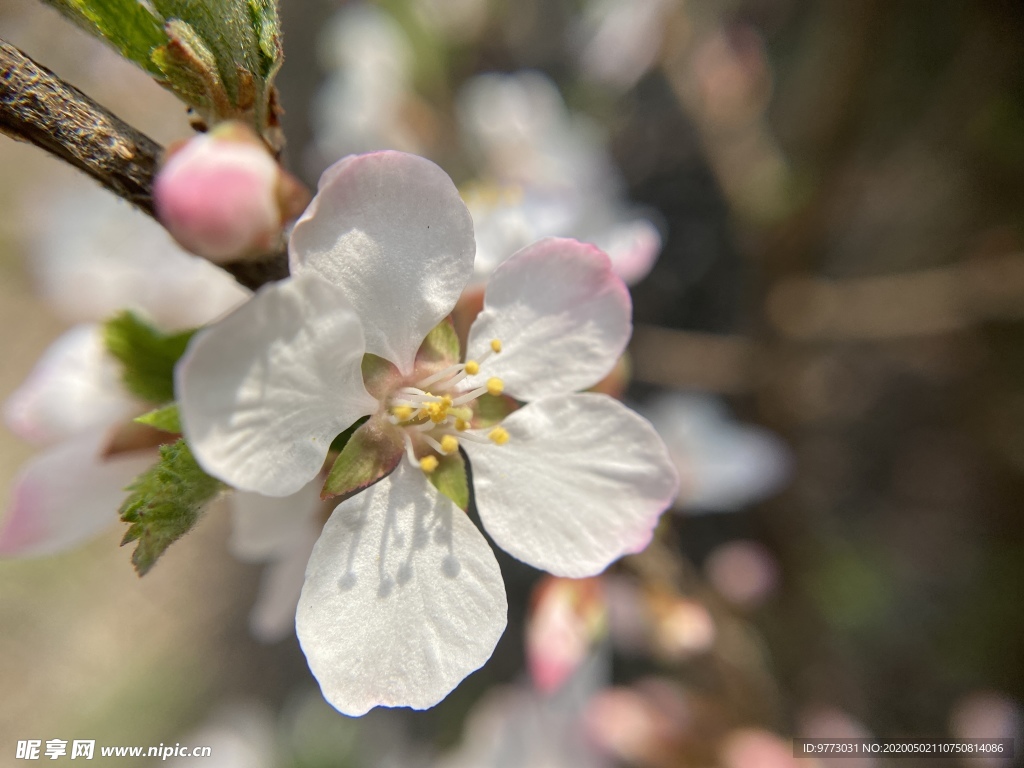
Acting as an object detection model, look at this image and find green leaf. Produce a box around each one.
[120,439,221,575]
[322,421,402,500]
[134,403,181,433]
[429,450,469,510]
[103,311,196,404]
[41,0,169,76]
[415,317,461,369]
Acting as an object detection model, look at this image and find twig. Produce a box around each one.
[0,38,288,290]
[0,37,160,214]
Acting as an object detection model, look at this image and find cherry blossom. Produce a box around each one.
[177,150,678,714]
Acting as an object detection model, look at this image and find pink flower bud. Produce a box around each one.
[154,123,309,263]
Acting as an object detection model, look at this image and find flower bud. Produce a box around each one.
[154,122,310,263]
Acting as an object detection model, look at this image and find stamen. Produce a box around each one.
[490,338,502,353]
[452,387,489,406]
[464,360,480,375]
[402,432,417,464]
[488,426,510,445]
[415,363,465,390]
[455,418,469,432]
[420,456,439,473]
[440,435,459,454]
[486,377,504,396]
[421,434,445,454]
[391,405,414,422]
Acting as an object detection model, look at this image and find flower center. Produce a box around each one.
[386,338,509,473]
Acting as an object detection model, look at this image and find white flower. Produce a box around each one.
[313,4,422,161]
[177,151,678,715]
[457,71,662,284]
[642,393,791,512]
[1,187,249,557]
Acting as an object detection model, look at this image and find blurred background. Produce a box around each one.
[1,0,1022,766]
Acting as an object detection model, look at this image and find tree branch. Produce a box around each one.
[1,37,160,213]
[0,37,288,290]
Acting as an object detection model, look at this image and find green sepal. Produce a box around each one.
[328,416,370,454]
[322,421,402,501]
[134,403,182,434]
[429,450,469,511]
[361,353,400,400]
[119,439,222,575]
[415,317,461,369]
[474,393,518,427]
[103,311,196,404]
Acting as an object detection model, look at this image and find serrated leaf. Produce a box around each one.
[120,439,221,575]
[322,421,402,501]
[416,317,461,369]
[41,0,168,76]
[103,311,196,404]
[429,450,469,510]
[134,403,181,433]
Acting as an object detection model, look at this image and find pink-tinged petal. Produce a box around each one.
[4,325,141,446]
[296,460,507,715]
[464,238,632,401]
[177,273,376,497]
[0,431,155,557]
[526,577,607,694]
[290,151,475,374]
[228,482,325,562]
[464,393,678,578]
[248,525,320,643]
[596,218,662,286]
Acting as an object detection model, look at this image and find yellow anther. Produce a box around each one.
[486,377,504,396]
[464,360,480,375]
[392,405,414,422]
[440,435,459,454]
[490,339,502,353]
[420,455,439,473]
[455,418,469,432]
[488,426,510,445]
[425,401,449,423]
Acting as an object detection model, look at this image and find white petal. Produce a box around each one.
[248,525,320,643]
[465,238,632,401]
[644,393,791,513]
[463,393,678,577]
[177,273,376,497]
[296,460,507,715]
[4,325,141,445]
[27,179,249,329]
[0,431,155,557]
[290,151,475,373]
[228,481,325,561]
